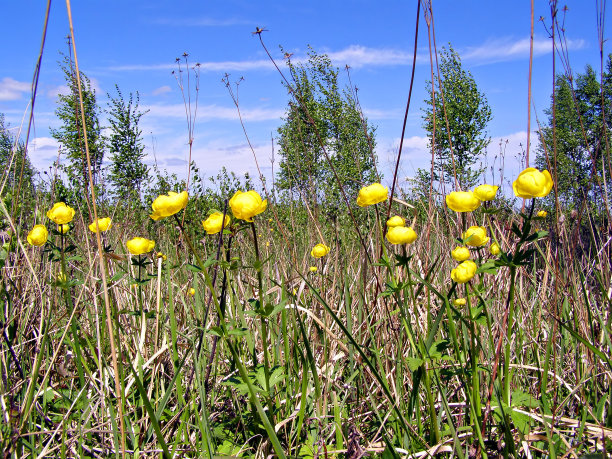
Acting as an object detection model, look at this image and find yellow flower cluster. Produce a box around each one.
[384,215,418,245]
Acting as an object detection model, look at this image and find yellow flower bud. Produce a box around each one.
[27,225,48,246]
[473,184,499,202]
[453,298,467,306]
[386,215,406,227]
[462,226,490,247]
[513,167,553,199]
[229,190,267,222]
[150,191,188,220]
[386,226,418,245]
[309,266,318,273]
[356,183,388,207]
[89,217,112,233]
[47,202,76,225]
[451,246,471,262]
[157,252,167,261]
[202,212,231,235]
[451,260,477,284]
[445,191,481,212]
[57,224,70,234]
[489,242,501,256]
[311,243,330,258]
[126,237,155,255]
[537,210,547,218]
[188,288,195,296]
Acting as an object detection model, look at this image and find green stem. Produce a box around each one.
[251,222,272,396]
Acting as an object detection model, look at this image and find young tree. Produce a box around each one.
[0,114,36,204]
[50,56,105,198]
[276,49,378,209]
[106,85,149,204]
[422,45,492,190]
[536,56,612,212]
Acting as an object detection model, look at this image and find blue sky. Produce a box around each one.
[0,1,606,194]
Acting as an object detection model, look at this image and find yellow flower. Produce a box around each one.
[451,246,471,262]
[513,167,553,199]
[537,210,547,218]
[386,216,406,227]
[47,202,76,225]
[311,243,330,258]
[27,225,48,246]
[202,212,231,235]
[356,183,388,207]
[451,260,478,284]
[489,242,501,256]
[150,191,188,220]
[453,298,467,306]
[229,190,267,222]
[386,226,418,245]
[157,252,167,261]
[473,184,499,202]
[187,288,195,296]
[445,191,481,212]
[57,224,70,234]
[126,237,155,255]
[309,266,318,273]
[88,217,112,233]
[462,226,490,247]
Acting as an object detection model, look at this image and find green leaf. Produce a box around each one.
[407,357,424,372]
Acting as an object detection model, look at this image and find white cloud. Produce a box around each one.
[46,77,103,99]
[151,17,250,27]
[143,103,283,121]
[152,85,172,96]
[326,45,419,68]
[0,78,30,101]
[463,36,586,64]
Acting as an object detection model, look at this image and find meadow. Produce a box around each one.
[1,2,612,458]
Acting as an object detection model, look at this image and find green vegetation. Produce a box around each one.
[0,33,611,459]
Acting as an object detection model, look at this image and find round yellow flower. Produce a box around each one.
[453,298,467,306]
[445,191,481,212]
[187,288,196,296]
[47,202,76,225]
[356,183,388,207]
[537,210,547,218]
[202,212,231,235]
[462,226,490,247]
[27,225,48,246]
[489,242,501,256]
[57,224,70,234]
[451,260,478,284]
[309,266,318,273]
[229,190,267,222]
[386,226,418,245]
[451,246,471,262]
[150,191,189,220]
[513,167,553,199]
[311,243,330,258]
[126,237,155,255]
[473,184,499,202]
[386,216,406,227]
[88,217,112,233]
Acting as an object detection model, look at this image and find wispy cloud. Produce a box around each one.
[326,45,419,68]
[152,85,172,96]
[0,78,30,101]
[151,16,250,27]
[143,103,283,121]
[463,36,586,64]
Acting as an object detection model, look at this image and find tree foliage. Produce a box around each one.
[536,55,612,212]
[107,85,149,203]
[422,45,492,190]
[50,56,104,198]
[276,49,378,210]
